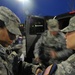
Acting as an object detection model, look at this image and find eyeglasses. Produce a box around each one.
[7,30,16,40]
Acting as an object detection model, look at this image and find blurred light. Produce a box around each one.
[17,0,34,15]
[18,0,30,4]
[18,0,24,2]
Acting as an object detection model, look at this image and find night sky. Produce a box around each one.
[0,0,75,23]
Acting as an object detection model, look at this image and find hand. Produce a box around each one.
[33,57,41,64]
[50,50,57,59]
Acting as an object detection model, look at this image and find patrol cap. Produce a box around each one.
[0,6,21,35]
[47,19,59,31]
[61,16,75,32]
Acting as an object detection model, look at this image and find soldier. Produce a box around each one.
[38,16,75,75]
[0,6,40,75]
[53,15,75,75]
[33,18,73,67]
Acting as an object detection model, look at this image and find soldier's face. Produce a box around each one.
[0,27,16,47]
[48,26,58,35]
[50,31,58,36]
[66,31,75,49]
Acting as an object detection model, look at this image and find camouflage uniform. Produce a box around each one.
[8,36,39,75]
[53,16,75,75]
[54,54,75,75]
[0,6,21,75]
[0,44,14,75]
[0,44,39,75]
[34,19,73,66]
[10,35,26,61]
[0,6,40,75]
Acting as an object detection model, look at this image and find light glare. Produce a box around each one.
[18,0,29,3]
[17,0,34,15]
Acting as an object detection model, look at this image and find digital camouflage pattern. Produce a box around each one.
[47,19,59,31]
[61,16,75,32]
[34,30,73,65]
[0,6,21,35]
[54,54,75,75]
[54,16,75,75]
[0,44,14,75]
[0,6,40,75]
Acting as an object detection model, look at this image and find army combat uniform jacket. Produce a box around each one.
[0,44,14,75]
[54,53,75,75]
[0,44,40,75]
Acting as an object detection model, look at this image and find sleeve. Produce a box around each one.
[55,54,75,75]
[56,45,73,60]
[0,57,8,75]
[33,35,43,58]
[22,61,40,74]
